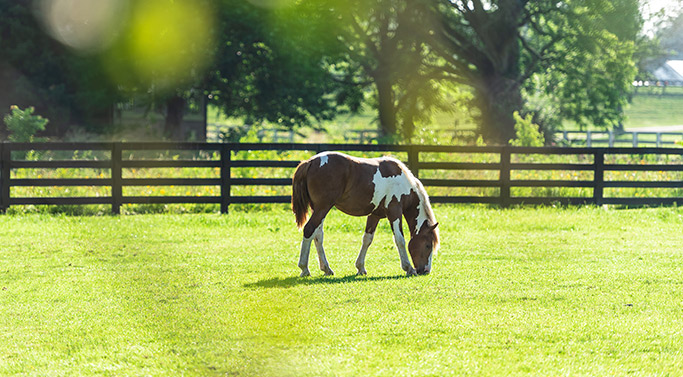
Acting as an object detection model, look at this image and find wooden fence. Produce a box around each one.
[559,130,683,148]
[341,129,683,147]
[1,142,683,214]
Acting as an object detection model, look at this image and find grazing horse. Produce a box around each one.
[291,151,439,277]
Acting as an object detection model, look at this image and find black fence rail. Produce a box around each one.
[1,142,683,213]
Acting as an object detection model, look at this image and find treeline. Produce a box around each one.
[0,0,662,144]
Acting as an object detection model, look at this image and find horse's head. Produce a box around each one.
[408,222,439,275]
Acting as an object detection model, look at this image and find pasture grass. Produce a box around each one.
[625,91,683,128]
[2,205,683,376]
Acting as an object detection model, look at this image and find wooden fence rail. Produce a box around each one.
[559,130,683,148]
[1,142,683,214]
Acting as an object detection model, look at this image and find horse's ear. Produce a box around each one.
[430,223,439,230]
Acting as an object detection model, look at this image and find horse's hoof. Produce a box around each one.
[300,269,311,277]
[323,268,335,276]
[406,268,417,276]
[356,269,367,276]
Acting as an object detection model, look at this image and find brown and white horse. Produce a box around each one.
[291,151,439,277]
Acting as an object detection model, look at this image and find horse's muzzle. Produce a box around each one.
[416,267,431,275]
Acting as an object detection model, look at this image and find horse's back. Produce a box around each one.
[305,152,354,199]
[304,152,381,216]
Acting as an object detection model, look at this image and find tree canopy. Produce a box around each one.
[1,0,350,138]
[1,0,646,144]
[0,0,121,135]
[429,0,641,143]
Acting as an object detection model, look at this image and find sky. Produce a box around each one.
[641,0,681,34]
[642,0,678,14]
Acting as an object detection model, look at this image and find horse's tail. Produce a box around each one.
[292,159,312,229]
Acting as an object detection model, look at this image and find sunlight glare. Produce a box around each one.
[124,0,216,88]
[37,0,129,53]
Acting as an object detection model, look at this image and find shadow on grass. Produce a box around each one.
[244,274,409,289]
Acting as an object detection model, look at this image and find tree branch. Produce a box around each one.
[517,31,562,84]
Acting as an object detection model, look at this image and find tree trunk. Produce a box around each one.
[375,77,397,138]
[165,95,186,140]
[476,75,523,145]
[446,0,527,145]
[401,93,418,140]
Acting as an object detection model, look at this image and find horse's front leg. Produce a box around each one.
[388,205,417,276]
[356,215,380,275]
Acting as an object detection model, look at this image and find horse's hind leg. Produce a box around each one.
[355,215,380,275]
[298,206,333,277]
[313,219,334,276]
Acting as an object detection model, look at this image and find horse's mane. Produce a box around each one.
[410,172,440,251]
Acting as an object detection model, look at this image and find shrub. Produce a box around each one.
[3,105,49,142]
[510,111,544,147]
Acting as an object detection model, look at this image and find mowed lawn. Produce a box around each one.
[2,205,683,376]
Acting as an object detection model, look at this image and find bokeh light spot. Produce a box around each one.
[125,0,216,88]
[37,0,129,53]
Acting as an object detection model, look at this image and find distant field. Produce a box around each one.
[207,90,683,143]
[624,89,683,128]
[2,206,683,375]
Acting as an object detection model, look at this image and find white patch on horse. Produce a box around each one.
[370,159,432,232]
[370,166,413,209]
[313,151,334,168]
[309,152,334,168]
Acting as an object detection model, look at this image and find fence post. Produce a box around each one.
[586,131,592,147]
[111,142,122,215]
[0,143,9,213]
[0,143,2,213]
[608,130,615,147]
[499,146,511,208]
[220,143,231,214]
[593,150,604,206]
[632,132,638,148]
[408,146,419,178]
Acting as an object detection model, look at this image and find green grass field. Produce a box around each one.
[624,90,683,129]
[2,205,683,376]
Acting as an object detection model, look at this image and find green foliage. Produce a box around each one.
[296,0,458,140]
[203,0,349,131]
[510,111,544,147]
[431,0,642,143]
[0,1,121,133]
[218,125,250,143]
[520,0,641,133]
[0,0,648,142]
[657,8,683,59]
[1,0,352,138]
[3,105,48,142]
